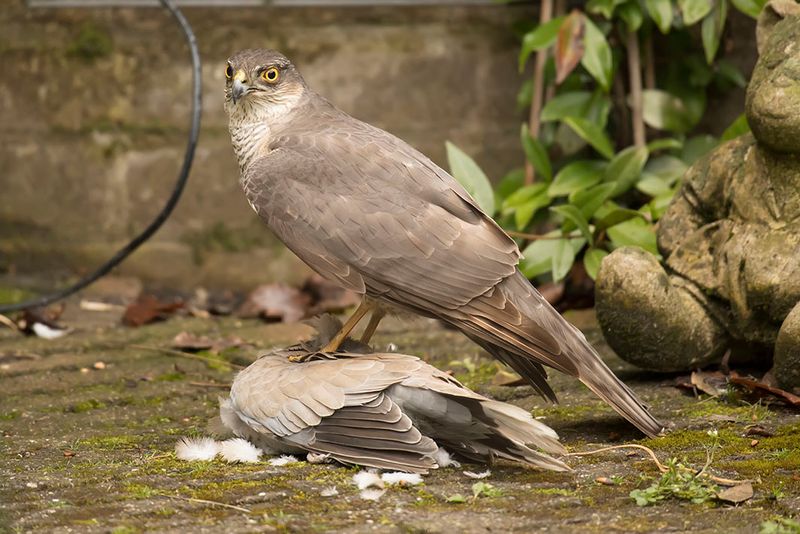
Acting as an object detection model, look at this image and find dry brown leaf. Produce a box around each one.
[237,284,311,323]
[689,370,728,397]
[171,331,247,354]
[729,373,800,408]
[555,10,585,84]
[716,482,753,504]
[122,295,184,327]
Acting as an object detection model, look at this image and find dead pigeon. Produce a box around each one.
[217,317,569,474]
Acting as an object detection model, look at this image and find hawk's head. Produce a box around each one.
[223,49,307,121]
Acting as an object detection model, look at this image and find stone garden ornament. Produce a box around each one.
[595,1,800,392]
[223,49,663,437]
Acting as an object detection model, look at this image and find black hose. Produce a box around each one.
[0,0,202,314]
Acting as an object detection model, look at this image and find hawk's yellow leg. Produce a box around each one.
[320,299,373,353]
[360,309,386,345]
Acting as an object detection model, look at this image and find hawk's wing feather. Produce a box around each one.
[241,134,521,310]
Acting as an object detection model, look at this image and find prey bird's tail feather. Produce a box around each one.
[454,270,663,438]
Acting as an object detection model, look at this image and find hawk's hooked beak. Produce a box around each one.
[232,70,249,104]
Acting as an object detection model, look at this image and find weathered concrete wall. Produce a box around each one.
[0,1,757,291]
[0,0,531,290]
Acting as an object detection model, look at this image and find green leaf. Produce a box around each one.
[519,17,565,72]
[594,207,644,232]
[646,0,674,33]
[715,59,747,88]
[446,494,466,504]
[583,247,609,280]
[648,189,679,220]
[720,113,750,141]
[641,89,697,133]
[586,89,613,129]
[581,16,613,92]
[680,135,718,164]
[603,146,649,197]
[446,141,495,217]
[563,117,615,159]
[495,168,525,203]
[540,91,593,122]
[552,237,580,282]
[643,155,688,183]
[569,182,617,220]
[607,217,659,255]
[618,1,644,31]
[702,0,728,64]
[520,232,585,279]
[646,138,683,152]
[502,184,550,230]
[548,160,606,197]
[637,175,673,196]
[679,0,712,24]
[521,124,552,181]
[551,204,593,244]
[730,0,765,18]
[587,0,626,18]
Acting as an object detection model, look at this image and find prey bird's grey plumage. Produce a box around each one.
[219,316,569,473]
[223,49,663,437]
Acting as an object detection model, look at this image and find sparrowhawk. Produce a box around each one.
[223,49,663,438]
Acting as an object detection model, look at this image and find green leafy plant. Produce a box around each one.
[448,0,763,284]
[629,458,719,506]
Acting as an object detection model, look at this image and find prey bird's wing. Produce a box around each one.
[229,353,438,472]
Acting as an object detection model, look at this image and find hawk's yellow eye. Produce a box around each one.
[262,67,279,83]
[225,64,233,79]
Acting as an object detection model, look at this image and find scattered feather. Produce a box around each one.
[219,438,262,463]
[268,455,300,466]
[359,488,386,501]
[353,470,384,490]
[306,452,331,464]
[320,486,339,497]
[175,437,220,461]
[432,447,461,468]
[381,472,423,486]
[464,469,491,479]
[31,323,69,339]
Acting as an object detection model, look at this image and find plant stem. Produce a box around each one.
[506,230,583,240]
[643,29,656,90]
[626,30,646,147]
[525,0,554,185]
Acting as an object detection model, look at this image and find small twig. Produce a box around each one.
[0,313,19,331]
[562,444,751,486]
[158,493,251,513]
[506,230,584,240]
[643,30,656,90]
[189,381,232,389]
[626,30,646,147]
[525,0,555,184]
[131,344,244,370]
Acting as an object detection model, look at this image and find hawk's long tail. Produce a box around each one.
[453,270,664,438]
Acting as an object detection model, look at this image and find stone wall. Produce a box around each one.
[0,1,756,291]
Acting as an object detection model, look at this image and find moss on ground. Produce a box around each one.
[1,309,797,533]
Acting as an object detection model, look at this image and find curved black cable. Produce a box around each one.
[0,0,201,314]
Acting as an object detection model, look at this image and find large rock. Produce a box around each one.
[595,2,800,391]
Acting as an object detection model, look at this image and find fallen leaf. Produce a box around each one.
[744,425,774,438]
[729,373,800,408]
[716,482,753,504]
[595,477,616,485]
[122,295,184,327]
[79,300,124,312]
[691,370,728,396]
[63,450,76,458]
[236,284,310,323]
[750,439,759,447]
[492,369,525,387]
[92,361,106,370]
[171,331,247,354]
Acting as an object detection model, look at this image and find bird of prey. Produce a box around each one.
[219,316,569,473]
[223,49,663,438]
